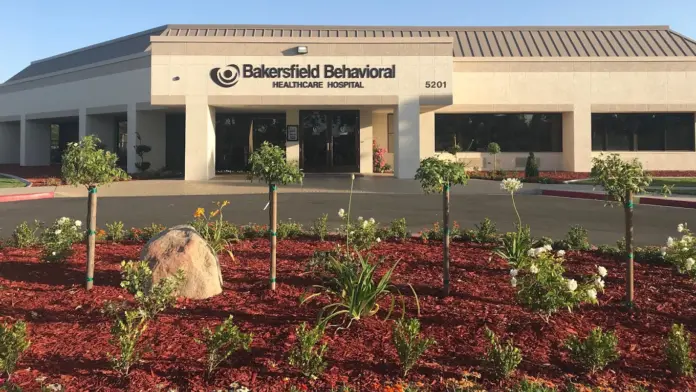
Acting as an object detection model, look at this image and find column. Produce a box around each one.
[20,116,51,166]
[184,96,216,180]
[136,110,167,171]
[419,110,435,160]
[285,110,300,164]
[359,110,373,174]
[0,121,20,164]
[126,104,138,173]
[394,96,420,179]
[562,104,592,172]
[78,108,87,139]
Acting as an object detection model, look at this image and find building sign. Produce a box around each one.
[210,64,396,89]
[286,125,298,142]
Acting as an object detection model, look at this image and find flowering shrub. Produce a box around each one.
[421,221,462,242]
[512,248,606,318]
[191,201,236,257]
[339,209,380,251]
[565,327,620,373]
[495,178,533,266]
[373,140,391,173]
[11,220,43,248]
[662,222,696,278]
[41,217,83,263]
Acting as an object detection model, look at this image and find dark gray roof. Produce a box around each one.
[6,24,696,84]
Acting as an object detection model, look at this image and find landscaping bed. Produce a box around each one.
[1,238,694,391]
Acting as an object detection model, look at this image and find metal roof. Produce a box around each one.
[6,24,696,84]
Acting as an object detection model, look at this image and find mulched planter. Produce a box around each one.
[1,239,694,391]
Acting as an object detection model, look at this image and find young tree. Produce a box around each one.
[487,142,501,173]
[415,156,468,296]
[247,141,303,290]
[590,153,651,307]
[62,135,127,290]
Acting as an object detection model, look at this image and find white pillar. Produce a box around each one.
[394,96,420,179]
[20,117,51,166]
[285,110,300,164]
[126,104,138,173]
[185,97,216,180]
[0,121,21,164]
[78,107,87,139]
[562,104,592,172]
[359,110,374,174]
[136,110,167,171]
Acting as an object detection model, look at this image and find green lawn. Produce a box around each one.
[572,177,696,187]
[0,175,26,188]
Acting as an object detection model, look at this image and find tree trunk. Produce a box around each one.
[624,190,634,306]
[443,184,451,296]
[86,186,98,290]
[269,184,277,290]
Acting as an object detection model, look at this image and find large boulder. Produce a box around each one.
[140,225,223,299]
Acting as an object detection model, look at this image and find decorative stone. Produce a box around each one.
[140,225,223,299]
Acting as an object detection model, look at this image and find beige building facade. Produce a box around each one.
[1,24,696,180]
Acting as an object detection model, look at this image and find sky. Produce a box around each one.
[0,0,695,82]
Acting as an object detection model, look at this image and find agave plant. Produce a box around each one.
[302,251,416,329]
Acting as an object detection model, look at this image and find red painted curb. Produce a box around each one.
[0,192,54,203]
[541,189,609,201]
[640,197,696,209]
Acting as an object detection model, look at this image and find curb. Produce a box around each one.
[0,192,54,203]
[541,189,696,209]
[540,189,608,201]
[639,197,696,209]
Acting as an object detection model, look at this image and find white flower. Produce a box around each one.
[530,264,539,274]
[556,250,566,257]
[587,288,597,300]
[362,220,369,228]
[510,277,517,287]
[358,216,363,221]
[510,269,519,277]
[687,258,695,271]
[595,277,605,289]
[678,223,685,233]
[543,244,552,251]
[567,279,578,292]
[597,266,607,277]
[35,376,47,383]
[683,235,692,244]
[500,178,523,194]
[369,218,375,225]
[51,251,56,256]
[351,174,355,180]
[75,220,82,227]
[661,247,667,256]
[58,217,68,224]
[338,208,345,218]
[684,248,689,252]
[527,248,536,257]
[376,238,381,243]
[54,229,62,235]
[667,237,675,247]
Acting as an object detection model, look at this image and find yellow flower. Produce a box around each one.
[210,210,220,218]
[194,207,205,218]
[221,200,230,207]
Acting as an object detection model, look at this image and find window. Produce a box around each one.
[387,113,394,152]
[434,113,563,153]
[592,113,695,151]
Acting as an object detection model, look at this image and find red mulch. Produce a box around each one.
[0,240,695,391]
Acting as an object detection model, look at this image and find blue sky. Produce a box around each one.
[1,0,694,82]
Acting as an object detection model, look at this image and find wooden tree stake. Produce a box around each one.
[443,184,451,296]
[270,184,278,290]
[86,186,98,290]
[624,190,634,306]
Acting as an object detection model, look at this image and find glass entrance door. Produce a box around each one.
[300,110,359,172]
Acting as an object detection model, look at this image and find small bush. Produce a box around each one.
[288,322,328,378]
[510,378,557,392]
[105,221,125,242]
[108,309,149,376]
[310,213,329,241]
[565,225,591,251]
[383,218,409,241]
[140,223,166,242]
[662,223,696,278]
[120,260,152,296]
[494,224,532,266]
[0,320,31,378]
[41,217,84,263]
[524,152,540,178]
[392,317,435,376]
[482,327,522,379]
[198,316,253,377]
[473,218,498,243]
[120,261,185,319]
[277,219,304,240]
[339,212,380,251]
[566,327,619,373]
[421,221,462,242]
[11,220,43,248]
[240,223,268,239]
[664,323,694,377]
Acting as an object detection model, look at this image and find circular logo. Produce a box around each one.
[210,64,240,88]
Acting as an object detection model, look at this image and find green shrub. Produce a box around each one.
[240,223,268,239]
[565,225,591,251]
[11,220,43,248]
[524,152,539,178]
[277,219,303,240]
[310,213,329,241]
[339,213,380,252]
[40,217,84,263]
[392,318,435,376]
[140,223,166,242]
[197,316,253,377]
[510,378,557,392]
[664,323,694,377]
[421,221,462,241]
[473,218,497,244]
[108,309,149,376]
[0,320,31,378]
[482,327,522,379]
[119,261,185,319]
[384,218,409,241]
[494,224,532,266]
[120,260,152,296]
[288,322,328,378]
[105,221,125,242]
[566,327,619,373]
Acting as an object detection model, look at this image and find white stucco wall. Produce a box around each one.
[0,122,20,164]
[136,110,167,171]
[86,114,116,152]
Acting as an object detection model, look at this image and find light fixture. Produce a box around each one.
[296,46,308,54]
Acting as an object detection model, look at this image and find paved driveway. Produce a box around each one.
[0,192,684,246]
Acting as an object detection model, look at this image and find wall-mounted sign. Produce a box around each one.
[210,64,396,89]
[286,125,299,142]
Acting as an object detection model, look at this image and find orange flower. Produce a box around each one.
[210,209,220,218]
[194,207,205,218]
